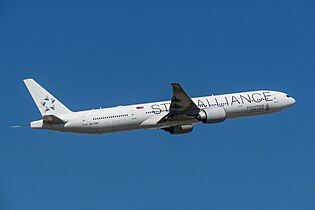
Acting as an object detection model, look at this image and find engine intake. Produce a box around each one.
[197,107,226,124]
[162,124,193,135]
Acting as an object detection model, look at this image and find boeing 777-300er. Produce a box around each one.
[22,79,295,135]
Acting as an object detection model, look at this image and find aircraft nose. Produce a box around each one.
[287,96,296,106]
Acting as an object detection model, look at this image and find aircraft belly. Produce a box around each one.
[98,118,140,133]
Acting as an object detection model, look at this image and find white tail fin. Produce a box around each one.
[24,79,72,116]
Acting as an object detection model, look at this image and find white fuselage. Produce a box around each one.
[31,90,295,134]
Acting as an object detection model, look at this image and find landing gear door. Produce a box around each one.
[81,116,88,126]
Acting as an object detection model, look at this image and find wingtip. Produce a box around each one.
[23,78,36,85]
[170,82,180,86]
[23,78,33,82]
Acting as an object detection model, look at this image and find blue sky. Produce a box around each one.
[1,0,314,209]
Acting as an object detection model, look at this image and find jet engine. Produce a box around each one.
[162,124,193,135]
[197,107,226,124]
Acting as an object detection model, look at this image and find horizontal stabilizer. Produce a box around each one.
[43,115,66,124]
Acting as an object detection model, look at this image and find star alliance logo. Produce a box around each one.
[41,95,56,113]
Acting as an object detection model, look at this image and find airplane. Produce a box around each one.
[22,79,295,135]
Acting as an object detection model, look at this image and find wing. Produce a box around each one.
[159,83,200,123]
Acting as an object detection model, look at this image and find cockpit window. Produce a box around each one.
[286,94,290,98]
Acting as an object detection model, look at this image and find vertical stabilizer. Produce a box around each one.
[23,79,72,116]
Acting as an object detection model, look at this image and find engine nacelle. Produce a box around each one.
[197,107,226,124]
[162,124,193,135]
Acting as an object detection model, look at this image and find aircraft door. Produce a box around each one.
[81,116,88,126]
[129,110,137,119]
